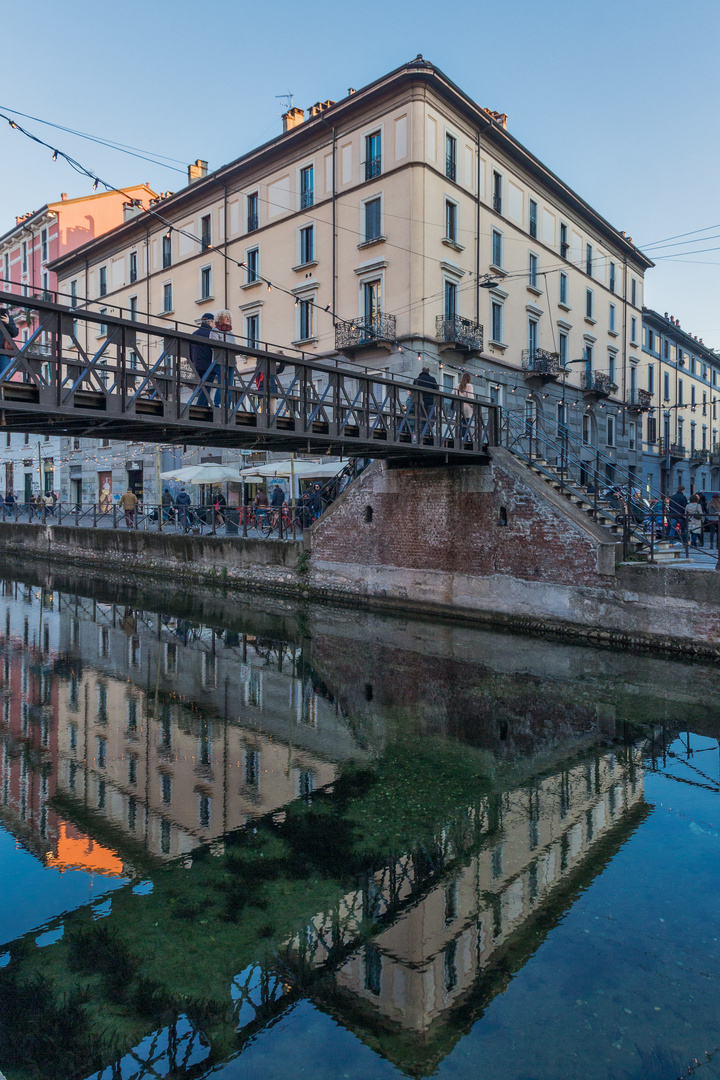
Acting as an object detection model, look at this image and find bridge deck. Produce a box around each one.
[0,295,498,459]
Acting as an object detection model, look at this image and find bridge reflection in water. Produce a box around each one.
[0,573,703,1080]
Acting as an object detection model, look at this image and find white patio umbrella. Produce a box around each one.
[160,463,245,484]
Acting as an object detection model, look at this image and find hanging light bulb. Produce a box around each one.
[267,283,272,293]
[52,150,58,161]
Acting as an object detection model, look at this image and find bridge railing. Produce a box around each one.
[0,294,499,456]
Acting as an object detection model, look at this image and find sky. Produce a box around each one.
[1,0,719,343]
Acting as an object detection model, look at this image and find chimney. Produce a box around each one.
[61,193,67,201]
[123,200,142,222]
[308,100,336,118]
[664,312,669,319]
[347,88,355,95]
[484,109,508,129]
[282,107,305,133]
[187,159,208,185]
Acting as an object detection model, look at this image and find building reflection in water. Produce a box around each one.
[0,576,656,1080]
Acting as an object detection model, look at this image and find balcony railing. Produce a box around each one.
[300,189,314,210]
[522,348,560,377]
[582,370,612,397]
[627,388,652,412]
[710,449,720,466]
[689,448,709,464]
[435,314,484,352]
[492,194,502,213]
[335,313,397,351]
[247,213,259,233]
[445,156,456,181]
[659,439,686,460]
[365,157,382,181]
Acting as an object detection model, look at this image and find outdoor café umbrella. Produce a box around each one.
[160,463,245,484]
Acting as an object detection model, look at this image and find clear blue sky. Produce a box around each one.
[1,0,718,343]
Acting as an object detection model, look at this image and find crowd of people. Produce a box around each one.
[664,486,720,550]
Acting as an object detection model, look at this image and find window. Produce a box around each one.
[198,794,211,829]
[129,295,138,321]
[363,279,381,322]
[691,384,696,407]
[609,303,616,332]
[200,266,212,299]
[560,222,569,258]
[3,253,8,285]
[609,261,616,293]
[491,301,504,344]
[664,372,670,400]
[41,229,48,263]
[527,317,538,353]
[445,200,457,242]
[129,251,137,284]
[608,352,616,385]
[445,133,457,181]
[162,233,172,268]
[99,308,107,337]
[558,332,568,367]
[678,379,684,405]
[607,415,615,447]
[648,364,655,395]
[298,297,313,341]
[529,199,537,239]
[491,229,503,269]
[528,252,538,289]
[161,773,172,804]
[678,417,684,446]
[299,224,314,265]
[703,425,708,449]
[247,192,259,232]
[559,272,568,305]
[647,416,657,444]
[365,131,381,179]
[364,196,382,242]
[300,164,314,209]
[703,391,707,416]
[585,288,594,319]
[557,401,566,436]
[163,283,172,312]
[664,339,670,360]
[586,243,593,276]
[647,328,655,352]
[21,242,27,274]
[631,278,637,306]
[128,756,137,785]
[365,945,382,995]
[245,313,259,348]
[200,214,211,251]
[70,280,78,308]
[97,736,107,769]
[246,247,259,283]
[99,266,107,296]
[492,171,502,213]
[630,364,637,396]
[444,280,457,319]
[678,348,684,366]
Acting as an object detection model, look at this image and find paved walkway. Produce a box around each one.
[0,508,303,541]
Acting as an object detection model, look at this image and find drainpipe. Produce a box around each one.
[223,180,229,310]
[476,129,481,326]
[145,224,151,316]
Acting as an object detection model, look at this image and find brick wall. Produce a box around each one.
[311,450,614,588]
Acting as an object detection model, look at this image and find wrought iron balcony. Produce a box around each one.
[522,348,560,379]
[247,213,259,233]
[365,157,382,181]
[445,156,456,181]
[659,439,686,460]
[300,189,314,210]
[711,449,720,466]
[492,194,502,213]
[435,314,484,353]
[689,447,709,464]
[627,388,652,413]
[582,370,612,398]
[335,313,397,352]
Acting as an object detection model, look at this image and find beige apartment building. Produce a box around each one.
[50,57,653,477]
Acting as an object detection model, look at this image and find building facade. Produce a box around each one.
[48,57,653,483]
[640,308,720,495]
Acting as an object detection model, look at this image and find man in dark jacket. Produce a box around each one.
[190,313,214,404]
[413,365,439,421]
[0,308,20,377]
[668,485,688,544]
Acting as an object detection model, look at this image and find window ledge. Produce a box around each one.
[196,295,214,305]
[489,264,506,277]
[630,340,639,347]
[442,237,465,252]
[292,260,318,272]
[158,310,175,317]
[292,337,318,348]
[608,328,619,337]
[357,236,386,250]
[558,302,571,312]
[527,284,542,296]
[489,339,508,351]
[240,279,262,290]
[584,316,597,325]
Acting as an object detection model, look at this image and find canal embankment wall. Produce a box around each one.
[0,447,718,658]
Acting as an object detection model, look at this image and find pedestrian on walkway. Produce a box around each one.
[253,487,269,527]
[175,487,191,529]
[667,485,688,545]
[161,487,175,523]
[120,487,138,527]
[457,372,474,439]
[190,313,215,406]
[43,491,55,517]
[213,489,226,528]
[210,310,236,408]
[413,365,439,424]
[688,493,704,549]
[707,494,720,551]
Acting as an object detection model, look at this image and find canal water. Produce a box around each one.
[0,568,719,1080]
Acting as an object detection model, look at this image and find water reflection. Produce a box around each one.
[0,571,718,1080]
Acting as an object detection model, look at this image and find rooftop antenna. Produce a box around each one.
[275,91,294,111]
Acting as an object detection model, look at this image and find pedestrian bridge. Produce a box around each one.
[0,294,498,460]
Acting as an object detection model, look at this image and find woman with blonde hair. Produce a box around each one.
[457,371,474,439]
[210,310,236,407]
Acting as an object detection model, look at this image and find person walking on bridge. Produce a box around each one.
[190,312,214,406]
[413,365,439,427]
[120,487,138,528]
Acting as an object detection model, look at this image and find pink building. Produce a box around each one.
[0,184,157,337]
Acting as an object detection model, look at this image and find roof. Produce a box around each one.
[0,183,157,249]
[642,306,720,362]
[49,58,653,273]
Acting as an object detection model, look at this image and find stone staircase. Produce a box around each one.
[520,456,689,563]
